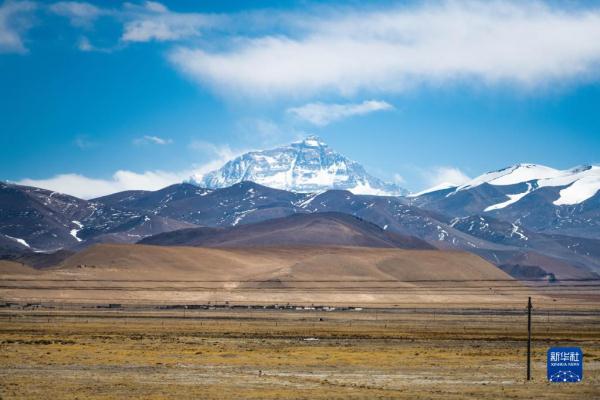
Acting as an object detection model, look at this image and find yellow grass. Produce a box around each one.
[1,310,599,399]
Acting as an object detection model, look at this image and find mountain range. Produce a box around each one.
[1,137,599,280]
[410,163,600,238]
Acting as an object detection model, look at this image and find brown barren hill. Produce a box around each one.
[0,244,537,306]
[138,212,434,250]
[50,243,510,283]
[0,260,38,275]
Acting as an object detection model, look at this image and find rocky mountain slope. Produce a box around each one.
[0,182,196,253]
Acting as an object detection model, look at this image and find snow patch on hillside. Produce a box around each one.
[4,234,31,248]
[70,220,83,242]
[485,183,533,211]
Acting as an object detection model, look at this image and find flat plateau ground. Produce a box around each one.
[0,309,599,399]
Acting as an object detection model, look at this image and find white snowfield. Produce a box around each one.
[190,135,406,196]
[454,163,600,208]
[544,166,600,206]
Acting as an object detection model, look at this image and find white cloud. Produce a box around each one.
[187,140,248,182]
[0,1,36,53]
[49,1,104,28]
[144,2,168,13]
[287,100,393,126]
[14,139,241,198]
[77,36,93,51]
[16,170,189,199]
[49,1,222,44]
[133,135,173,145]
[393,173,406,185]
[188,140,239,165]
[121,1,221,42]
[168,1,600,98]
[422,166,471,188]
[76,36,119,53]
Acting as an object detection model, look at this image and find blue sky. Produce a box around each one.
[1,0,600,198]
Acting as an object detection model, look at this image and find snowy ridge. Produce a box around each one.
[452,163,600,207]
[190,136,406,196]
[458,164,560,190]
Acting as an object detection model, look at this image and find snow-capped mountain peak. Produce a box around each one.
[454,163,600,206]
[190,135,406,196]
[457,163,560,190]
[295,135,326,147]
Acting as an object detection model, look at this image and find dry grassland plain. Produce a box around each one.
[0,308,599,399]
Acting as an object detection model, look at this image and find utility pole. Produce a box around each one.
[527,296,532,381]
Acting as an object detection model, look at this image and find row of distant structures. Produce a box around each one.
[157,304,361,312]
[1,302,363,312]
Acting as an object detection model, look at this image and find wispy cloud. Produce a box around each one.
[421,166,471,189]
[188,140,240,164]
[50,1,223,44]
[393,173,406,185]
[287,100,393,126]
[49,1,105,28]
[77,36,93,51]
[74,134,97,149]
[169,1,600,98]
[77,36,121,53]
[133,135,173,145]
[121,1,222,43]
[187,140,248,182]
[0,1,36,53]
